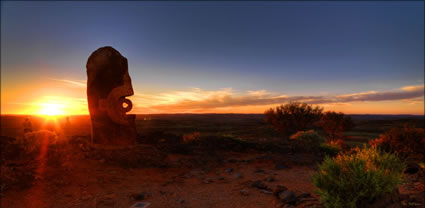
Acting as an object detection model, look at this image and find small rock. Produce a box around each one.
[240,189,249,196]
[265,176,276,182]
[225,168,234,173]
[254,169,265,173]
[260,190,273,195]
[218,176,225,180]
[203,179,213,184]
[177,199,185,204]
[233,173,243,179]
[275,162,290,170]
[251,180,267,190]
[297,197,318,204]
[272,185,288,195]
[297,192,311,198]
[279,190,297,204]
[131,192,150,200]
[183,173,193,179]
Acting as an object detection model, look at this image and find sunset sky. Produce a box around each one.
[1,1,424,115]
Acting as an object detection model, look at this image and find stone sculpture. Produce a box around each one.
[86,46,136,145]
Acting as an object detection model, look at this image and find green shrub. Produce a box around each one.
[312,146,405,208]
[290,130,325,152]
[319,143,341,157]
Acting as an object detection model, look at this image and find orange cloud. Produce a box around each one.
[131,85,424,114]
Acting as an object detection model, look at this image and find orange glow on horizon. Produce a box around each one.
[16,98,90,116]
[1,78,423,116]
[37,103,66,116]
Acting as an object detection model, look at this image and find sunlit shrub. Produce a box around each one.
[312,146,405,208]
[369,126,425,161]
[290,130,325,152]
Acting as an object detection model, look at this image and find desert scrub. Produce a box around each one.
[319,142,341,157]
[312,146,405,208]
[290,130,325,152]
[369,126,425,162]
[17,130,58,156]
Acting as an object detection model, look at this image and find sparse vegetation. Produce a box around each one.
[1,115,424,207]
[290,130,325,152]
[319,111,354,141]
[312,146,405,208]
[369,125,425,162]
[18,130,59,155]
[265,102,323,136]
[319,142,341,157]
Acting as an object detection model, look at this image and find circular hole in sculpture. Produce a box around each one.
[120,99,132,113]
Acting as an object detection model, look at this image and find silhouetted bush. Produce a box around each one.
[290,130,325,152]
[312,146,405,208]
[369,125,425,161]
[265,102,323,137]
[319,111,354,141]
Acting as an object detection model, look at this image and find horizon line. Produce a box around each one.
[1,113,424,116]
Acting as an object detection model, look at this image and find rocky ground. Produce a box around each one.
[1,136,424,208]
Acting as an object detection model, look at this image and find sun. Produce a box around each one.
[37,103,66,116]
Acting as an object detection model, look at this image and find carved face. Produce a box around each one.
[86,46,134,125]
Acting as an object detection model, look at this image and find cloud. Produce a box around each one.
[41,78,424,114]
[336,85,424,102]
[401,85,424,91]
[50,78,86,88]
[133,85,424,113]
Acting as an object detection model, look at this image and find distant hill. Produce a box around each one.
[348,114,424,120]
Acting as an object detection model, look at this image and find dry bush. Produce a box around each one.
[265,102,323,137]
[369,126,425,161]
[319,111,354,141]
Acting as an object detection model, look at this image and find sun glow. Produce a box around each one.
[37,103,67,116]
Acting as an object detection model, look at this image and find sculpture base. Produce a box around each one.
[90,114,136,145]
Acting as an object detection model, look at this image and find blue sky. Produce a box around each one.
[1,1,424,114]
